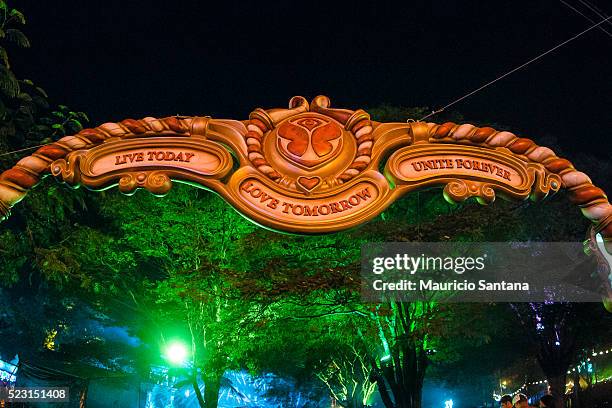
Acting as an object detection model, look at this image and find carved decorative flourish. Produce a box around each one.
[117,173,138,194]
[442,180,496,205]
[117,171,172,196]
[443,180,469,203]
[51,150,85,187]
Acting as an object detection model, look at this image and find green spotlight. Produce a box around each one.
[165,341,189,366]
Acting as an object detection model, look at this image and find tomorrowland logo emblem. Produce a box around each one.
[276,117,343,169]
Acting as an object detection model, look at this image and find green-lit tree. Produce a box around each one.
[1,59,610,408]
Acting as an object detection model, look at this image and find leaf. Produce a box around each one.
[52,125,65,137]
[32,95,49,109]
[21,78,34,86]
[0,46,9,68]
[52,124,66,136]
[67,119,83,132]
[35,124,50,133]
[17,92,33,103]
[0,64,19,97]
[10,9,26,25]
[76,112,89,123]
[34,86,48,98]
[6,29,30,48]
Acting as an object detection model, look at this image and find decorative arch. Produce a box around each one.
[0,96,610,249]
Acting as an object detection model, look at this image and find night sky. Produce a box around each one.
[13,1,612,158]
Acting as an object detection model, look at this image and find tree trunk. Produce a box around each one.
[547,374,566,408]
[373,350,427,408]
[372,369,395,408]
[191,378,206,408]
[343,397,365,408]
[203,374,221,408]
[394,384,422,408]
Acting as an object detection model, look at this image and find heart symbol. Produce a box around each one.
[298,176,321,191]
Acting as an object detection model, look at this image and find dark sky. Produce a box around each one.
[13,0,612,157]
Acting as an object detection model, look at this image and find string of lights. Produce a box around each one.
[493,345,612,400]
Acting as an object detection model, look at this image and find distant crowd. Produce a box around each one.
[500,393,555,408]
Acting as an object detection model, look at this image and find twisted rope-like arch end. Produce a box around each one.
[0,116,197,219]
[426,121,612,242]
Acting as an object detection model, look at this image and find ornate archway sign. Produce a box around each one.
[0,95,610,244]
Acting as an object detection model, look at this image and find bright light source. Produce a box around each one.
[165,341,189,366]
[445,399,453,408]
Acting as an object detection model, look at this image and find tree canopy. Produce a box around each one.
[1,3,611,407]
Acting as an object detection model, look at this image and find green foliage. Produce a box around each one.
[367,105,464,124]
[0,1,28,97]
[1,158,600,403]
[1,148,603,407]
[0,63,16,96]
[5,28,29,48]
[0,1,88,159]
